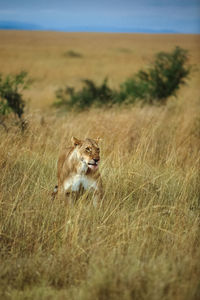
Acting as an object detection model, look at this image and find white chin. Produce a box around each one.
[88,164,98,170]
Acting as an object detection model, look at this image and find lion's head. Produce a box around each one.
[71,137,100,171]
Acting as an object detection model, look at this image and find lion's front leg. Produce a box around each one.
[93,193,100,208]
[64,191,74,206]
[92,182,103,208]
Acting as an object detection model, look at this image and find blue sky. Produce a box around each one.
[0,0,200,33]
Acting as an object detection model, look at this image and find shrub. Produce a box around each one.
[0,71,30,130]
[54,78,116,110]
[63,50,83,58]
[119,46,191,104]
[54,47,191,111]
[0,71,30,118]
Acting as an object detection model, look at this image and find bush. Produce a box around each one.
[0,71,30,129]
[54,46,191,111]
[63,50,83,58]
[54,78,116,110]
[119,46,191,104]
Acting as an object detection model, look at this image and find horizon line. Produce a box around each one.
[1,29,200,35]
[0,20,199,34]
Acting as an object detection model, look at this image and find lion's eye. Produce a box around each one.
[86,147,91,152]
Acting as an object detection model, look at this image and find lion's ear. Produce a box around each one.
[95,137,102,144]
[71,137,82,146]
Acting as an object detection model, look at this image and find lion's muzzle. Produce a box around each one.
[88,158,100,170]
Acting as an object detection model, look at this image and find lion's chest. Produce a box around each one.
[64,175,97,192]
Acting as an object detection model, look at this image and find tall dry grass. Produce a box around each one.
[0,99,200,299]
[0,31,200,299]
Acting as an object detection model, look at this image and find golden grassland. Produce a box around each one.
[0,31,200,300]
[0,31,200,108]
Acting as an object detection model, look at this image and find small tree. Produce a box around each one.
[119,46,191,104]
[0,71,30,130]
[54,78,116,110]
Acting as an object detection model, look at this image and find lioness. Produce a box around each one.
[52,137,102,206]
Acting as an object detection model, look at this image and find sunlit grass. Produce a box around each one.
[0,31,200,300]
[1,102,200,299]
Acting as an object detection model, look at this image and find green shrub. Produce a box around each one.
[54,46,191,111]
[119,46,191,104]
[63,50,83,58]
[54,78,116,110]
[0,71,30,130]
[0,71,30,118]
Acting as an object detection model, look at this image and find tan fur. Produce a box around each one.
[52,137,102,206]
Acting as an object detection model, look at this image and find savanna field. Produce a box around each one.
[0,31,200,299]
